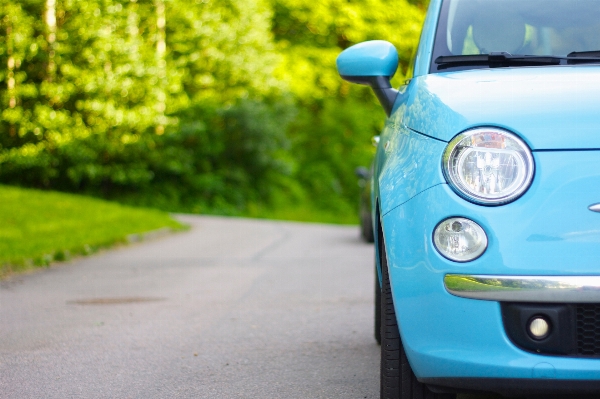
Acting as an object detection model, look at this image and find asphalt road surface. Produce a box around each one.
[0,215,503,399]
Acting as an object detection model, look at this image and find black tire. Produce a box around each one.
[375,267,381,345]
[380,239,456,399]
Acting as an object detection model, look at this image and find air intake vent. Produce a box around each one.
[577,304,600,356]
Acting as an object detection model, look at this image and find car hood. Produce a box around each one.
[402,66,600,150]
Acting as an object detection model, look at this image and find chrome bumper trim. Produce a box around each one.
[444,274,600,303]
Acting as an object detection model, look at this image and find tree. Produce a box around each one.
[267,0,425,212]
[0,0,425,220]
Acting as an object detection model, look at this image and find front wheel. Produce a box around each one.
[379,240,455,399]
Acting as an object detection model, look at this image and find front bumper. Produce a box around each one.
[445,274,600,303]
[380,179,600,385]
[423,377,600,397]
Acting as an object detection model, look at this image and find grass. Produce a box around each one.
[112,192,360,225]
[0,185,184,278]
[246,206,358,225]
[243,198,359,225]
[129,198,361,225]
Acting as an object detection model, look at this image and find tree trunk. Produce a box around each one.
[155,0,166,135]
[45,0,56,81]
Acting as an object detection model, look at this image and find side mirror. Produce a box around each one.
[336,41,399,116]
[355,166,370,180]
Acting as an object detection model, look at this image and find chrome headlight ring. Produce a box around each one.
[442,127,535,205]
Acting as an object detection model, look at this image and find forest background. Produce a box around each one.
[1,0,426,224]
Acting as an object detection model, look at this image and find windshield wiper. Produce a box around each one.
[435,51,600,69]
[566,51,600,64]
[435,52,561,69]
[567,50,600,57]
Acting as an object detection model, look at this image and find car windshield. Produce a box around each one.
[430,0,600,72]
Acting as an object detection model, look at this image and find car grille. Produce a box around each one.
[503,302,600,358]
[577,304,600,356]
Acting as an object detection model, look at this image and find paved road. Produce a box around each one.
[0,215,510,399]
[1,215,382,398]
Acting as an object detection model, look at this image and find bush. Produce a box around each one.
[0,99,298,213]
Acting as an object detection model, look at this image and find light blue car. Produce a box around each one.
[337,0,600,398]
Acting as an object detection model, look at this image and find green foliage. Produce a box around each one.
[167,0,283,104]
[124,98,297,213]
[287,94,379,212]
[0,0,425,224]
[270,0,425,217]
[272,0,425,99]
[0,184,182,277]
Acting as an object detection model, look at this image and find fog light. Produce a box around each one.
[433,217,487,262]
[528,317,550,340]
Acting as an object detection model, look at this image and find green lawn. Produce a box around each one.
[0,185,184,277]
[245,204,358,225]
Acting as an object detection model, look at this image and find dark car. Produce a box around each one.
[356,165,374,243]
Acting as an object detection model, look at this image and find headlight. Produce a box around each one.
[442,128,534,205]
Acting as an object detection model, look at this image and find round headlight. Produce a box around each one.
[442,128,534,205]
[433,217,487,262]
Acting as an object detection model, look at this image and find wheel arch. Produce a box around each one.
[374,199,383,287]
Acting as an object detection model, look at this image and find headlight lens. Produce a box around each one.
[433,217,487,262]
[442,128,534,205]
